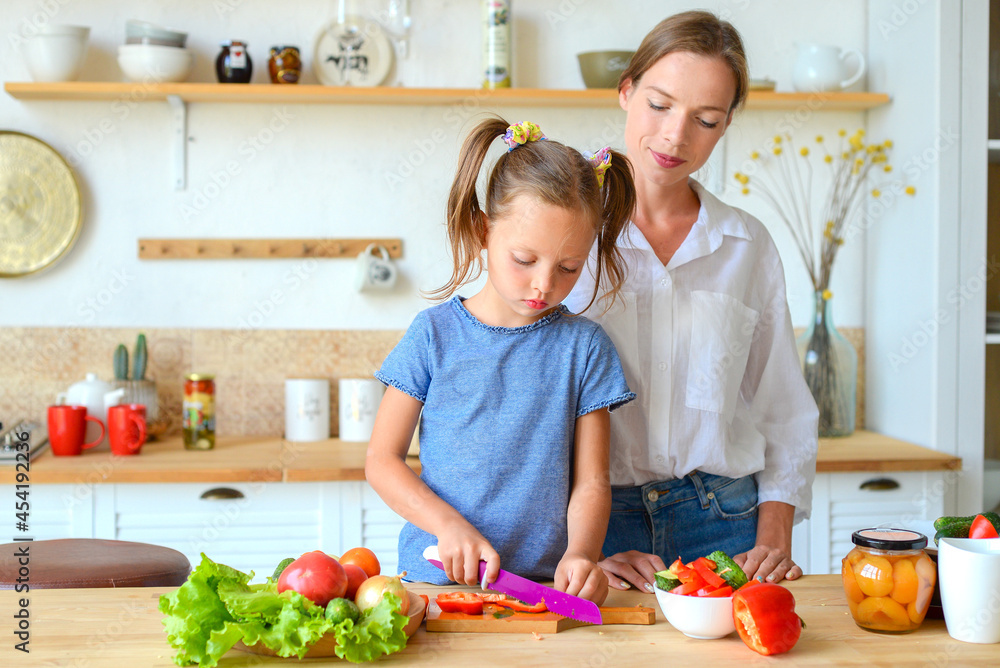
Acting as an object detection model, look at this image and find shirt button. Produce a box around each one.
[658,362,667,371]
[646,490,659,502]
[656,455,665,463]
[660,278,668,286]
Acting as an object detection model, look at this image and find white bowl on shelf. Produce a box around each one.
[654,587,736,639]
[117,44,193,83]
[22,24,90,82]
[125,19,187,48]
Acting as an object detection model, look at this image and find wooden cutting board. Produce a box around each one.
[426,602,655,634]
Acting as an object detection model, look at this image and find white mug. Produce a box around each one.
[354,243,398,292]
[938,537,1000,644]
[284,378,330,442]
[338,378,385,442]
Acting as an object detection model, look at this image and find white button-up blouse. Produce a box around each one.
[565,180,819,522]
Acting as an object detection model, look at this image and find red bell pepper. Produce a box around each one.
[493,598,548,613]
[732,583,802,656]
[436,592,484,615]
[970,514,1000,539]
[692,558,726,589]
[696,585,733,598]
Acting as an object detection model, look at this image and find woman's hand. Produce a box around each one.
[734,545,802,583]
[555,552,608,605]
[598,550,666,593]
[436,523,501,587]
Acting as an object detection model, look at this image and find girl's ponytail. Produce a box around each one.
[582,149,635,315]
[428,117,511,302]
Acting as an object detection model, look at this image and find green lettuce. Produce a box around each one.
[159,554,408,667]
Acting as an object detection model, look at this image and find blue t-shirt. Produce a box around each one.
[375,296,635,584]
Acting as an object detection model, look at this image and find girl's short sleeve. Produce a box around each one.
[375,311,433,403]
[576,325,636,417]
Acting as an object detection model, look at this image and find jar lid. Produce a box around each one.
[852,528,927,551]
[186,373,215,381]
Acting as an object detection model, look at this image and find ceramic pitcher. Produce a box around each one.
[792,43,866,92]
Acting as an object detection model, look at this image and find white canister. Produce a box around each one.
[338,378,385,442]
[284,378,331,442]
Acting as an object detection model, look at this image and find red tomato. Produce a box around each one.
[970,514,1000,539]
[340,547,381,578]
[342,563,368,601]
[277,550,347,607]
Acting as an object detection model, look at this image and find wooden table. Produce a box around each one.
[1,576,995,666]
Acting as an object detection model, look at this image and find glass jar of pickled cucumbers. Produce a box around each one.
[842,528,936,633]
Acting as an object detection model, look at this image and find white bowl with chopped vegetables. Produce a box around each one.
[653,551,749,639]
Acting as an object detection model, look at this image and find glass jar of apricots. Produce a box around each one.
[842,528,937,633]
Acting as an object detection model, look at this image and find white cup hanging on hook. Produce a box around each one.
[355,243,398,292]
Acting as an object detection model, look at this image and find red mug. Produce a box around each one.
[48,405,105,456]
[107,404,147,456]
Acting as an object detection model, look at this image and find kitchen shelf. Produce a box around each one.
[3,81,892,110]
[137,237,403,260]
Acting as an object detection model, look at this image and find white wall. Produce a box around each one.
[0,0,875,330]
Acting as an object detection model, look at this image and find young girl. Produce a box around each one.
[366,117,636,604]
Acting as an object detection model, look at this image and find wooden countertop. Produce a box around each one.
[1,576,995,665]
[1,430,959,485]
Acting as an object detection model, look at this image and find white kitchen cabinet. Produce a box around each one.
[25,480,407,581]
[31,483,96,540]
[792,471,945,575]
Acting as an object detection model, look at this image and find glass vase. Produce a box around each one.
[797,291,858,437]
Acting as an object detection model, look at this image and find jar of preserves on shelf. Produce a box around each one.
[183,373,215,450]
[216,41,253,83]
[842,528,936,633]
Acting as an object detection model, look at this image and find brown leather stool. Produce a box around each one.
[0,539,190,589]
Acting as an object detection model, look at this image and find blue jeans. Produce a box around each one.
[603,472,758,564]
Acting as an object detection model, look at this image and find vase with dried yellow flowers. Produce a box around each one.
[734,129,915,437]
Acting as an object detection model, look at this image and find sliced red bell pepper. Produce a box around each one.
[696,585,733,598]
[493,598,548,613]
[436,592,484,615]
[669,557,695,580]
[970,514,1000,539]
[480,593,508,603]
[694,556,717,571]
[732,583,802,656]
[692,558,726,588]
[671,581,703,596]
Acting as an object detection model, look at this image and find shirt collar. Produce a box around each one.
[618,179,753,267]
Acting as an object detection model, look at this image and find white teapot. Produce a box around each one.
[792,43,866,92]
[57,373,126,450]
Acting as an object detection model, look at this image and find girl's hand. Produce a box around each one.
[436,524,501,587]
[555,552,608,605]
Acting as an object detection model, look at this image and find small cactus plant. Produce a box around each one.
[133,333,147,381]
[113,344,129,381]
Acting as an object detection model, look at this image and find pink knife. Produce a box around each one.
[422,545,603,625]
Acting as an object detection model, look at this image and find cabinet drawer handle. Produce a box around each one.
[859,478,900,491]
[200,487,245,500]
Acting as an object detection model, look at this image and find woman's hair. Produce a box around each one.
[619,10,749,114]
[431,116,635,313]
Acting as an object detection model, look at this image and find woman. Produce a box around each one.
[565,10,819,592]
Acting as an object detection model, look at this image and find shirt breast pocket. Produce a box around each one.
[685,290,760,421]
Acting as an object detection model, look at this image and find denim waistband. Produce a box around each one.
[611,472,748,514]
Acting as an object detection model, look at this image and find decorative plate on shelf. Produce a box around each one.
[0,131,82,278]
[314,16,394,87]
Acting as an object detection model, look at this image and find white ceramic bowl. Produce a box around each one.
[22,24,90,82]
[117,44,193,83]
[125,19,187,48]
[938,537,1000,644]
[654,587,736,639]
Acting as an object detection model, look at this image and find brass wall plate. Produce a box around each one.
[0,131,82,277]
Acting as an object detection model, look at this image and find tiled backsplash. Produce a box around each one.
[0,326,864,437]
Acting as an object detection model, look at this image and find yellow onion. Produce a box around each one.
[354,574,409,615]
